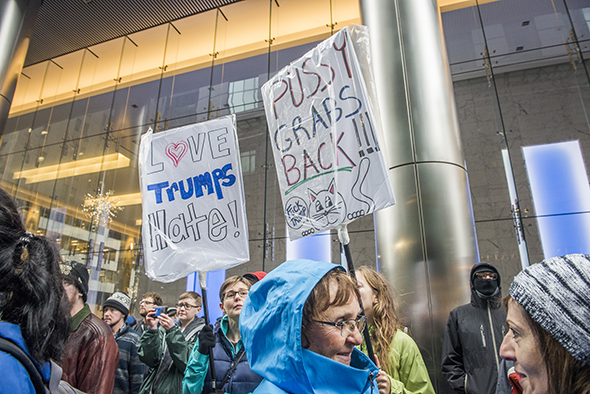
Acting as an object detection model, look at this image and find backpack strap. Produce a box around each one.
[0,337,47,394]
[218,347,246,390]
[48,360,64,393]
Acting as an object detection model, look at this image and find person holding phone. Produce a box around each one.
[139,292,205,394]
[132,292,163,335]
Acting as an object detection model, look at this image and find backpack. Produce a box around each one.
[0,337,85,394]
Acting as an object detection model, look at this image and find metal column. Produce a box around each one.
[359,0,477,392]
[0,0,42,136]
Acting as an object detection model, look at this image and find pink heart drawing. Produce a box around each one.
[165,141,188,167]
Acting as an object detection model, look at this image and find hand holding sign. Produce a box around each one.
[138,115,249,282]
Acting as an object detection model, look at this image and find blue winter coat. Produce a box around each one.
[239,259,380,394]
[0,321,52,393]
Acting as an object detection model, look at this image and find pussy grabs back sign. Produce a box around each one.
[138,115,249,282]
[263,25,395,240]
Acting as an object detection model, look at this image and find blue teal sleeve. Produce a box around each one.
[183,337,210,394]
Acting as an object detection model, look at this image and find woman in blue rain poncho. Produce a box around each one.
[240,259,380,393]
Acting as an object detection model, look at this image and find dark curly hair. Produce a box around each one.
[0,188,70,362]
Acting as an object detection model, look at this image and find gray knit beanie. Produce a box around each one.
[103,292,131,317]
[509,254,590,365]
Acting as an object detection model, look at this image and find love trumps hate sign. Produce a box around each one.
[138,115,249,282]
[262,25,395,240]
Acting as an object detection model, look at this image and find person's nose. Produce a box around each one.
[499,332,515,361]
[347,328,363,346]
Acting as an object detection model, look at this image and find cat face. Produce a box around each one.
[308,179,345,229]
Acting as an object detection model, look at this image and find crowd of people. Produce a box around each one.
[0,186,589,394]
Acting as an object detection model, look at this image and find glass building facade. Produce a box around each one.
[1,0,589,390]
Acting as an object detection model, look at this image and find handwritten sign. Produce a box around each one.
[138,115,249,282]
[262,24,395,240]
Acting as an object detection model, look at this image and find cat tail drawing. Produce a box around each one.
[351,157,375,214]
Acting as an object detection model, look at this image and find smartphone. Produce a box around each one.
[153,306,168,317]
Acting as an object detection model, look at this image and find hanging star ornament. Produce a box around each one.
[82,190,124,227]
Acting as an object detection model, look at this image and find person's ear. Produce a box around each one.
[219,302,225,314]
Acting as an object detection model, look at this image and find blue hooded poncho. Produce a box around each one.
[239,259,379,393]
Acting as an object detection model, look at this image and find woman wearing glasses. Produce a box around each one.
[183,276,263,394]
[356,266,435,394]
[240,259,379,393]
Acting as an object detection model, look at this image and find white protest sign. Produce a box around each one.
[138,115,249,282]
[262,24,395,240]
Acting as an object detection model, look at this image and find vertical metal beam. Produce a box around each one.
[0,0,42,136]
[359,0,477,392]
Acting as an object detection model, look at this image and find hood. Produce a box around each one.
[240,259,378,393]
[470,262,502,308]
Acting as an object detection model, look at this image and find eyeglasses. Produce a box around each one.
[224,290,249,300]
[313,315,367,337]
[475,272,498,280]
[176,303,198,310]
[139,300,154,306]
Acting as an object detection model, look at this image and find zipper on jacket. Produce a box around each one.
[488,304,500,370]
[480,324,486,348]
[369,371,375,393]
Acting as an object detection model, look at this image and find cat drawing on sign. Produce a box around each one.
[308,179,346,230]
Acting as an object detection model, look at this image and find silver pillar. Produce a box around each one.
[0,0,42,136]
[360,0,477,392]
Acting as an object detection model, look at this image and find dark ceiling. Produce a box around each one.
[25,0,241,67]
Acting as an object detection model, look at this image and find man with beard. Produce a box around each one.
[442,262,506,394]
[60,260,120,394]
[103,292,146,394]
[139,292,205,394]
[132,292,163,335]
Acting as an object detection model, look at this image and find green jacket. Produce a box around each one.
[138,318,204,394]
[362,329,435,394]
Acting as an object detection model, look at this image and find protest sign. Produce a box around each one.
[262,24,395,240]
[138,115,249,282]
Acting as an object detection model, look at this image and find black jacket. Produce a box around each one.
[441,262,507,394]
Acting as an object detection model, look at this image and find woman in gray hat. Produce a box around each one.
[499,254,590,394]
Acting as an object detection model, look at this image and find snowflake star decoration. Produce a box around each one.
[82,190,124,227]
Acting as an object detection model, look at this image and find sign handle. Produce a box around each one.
[198,271,219,390]
[337,225,377,365]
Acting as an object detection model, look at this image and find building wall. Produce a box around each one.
[456,61,590,292]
